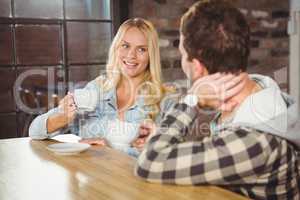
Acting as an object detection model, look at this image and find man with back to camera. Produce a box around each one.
[135,0,300,199]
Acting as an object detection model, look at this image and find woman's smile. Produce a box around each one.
[123,59,139,69]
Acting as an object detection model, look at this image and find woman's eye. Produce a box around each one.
[121,44,129,49]
[138,48,147,53]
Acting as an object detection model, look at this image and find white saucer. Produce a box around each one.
[47,143,90,155]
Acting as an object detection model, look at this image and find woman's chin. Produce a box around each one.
[122,69,138,78]
[125,73,138,79]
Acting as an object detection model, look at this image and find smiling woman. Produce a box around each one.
[104,18,166,116]
[118,28,149,79]
[29,18,175,157]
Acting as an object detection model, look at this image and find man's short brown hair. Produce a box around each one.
[180,0,250,74]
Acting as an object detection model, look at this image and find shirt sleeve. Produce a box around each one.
[28,107,69,140]
[135,102,269,185]
[28,79,101,140]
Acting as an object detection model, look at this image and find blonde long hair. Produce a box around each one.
[97,18,170,119]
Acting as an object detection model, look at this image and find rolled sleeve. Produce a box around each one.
[29,108,64,140]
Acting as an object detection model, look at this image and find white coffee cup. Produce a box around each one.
[73,88,98,112]
[105,119,139,150]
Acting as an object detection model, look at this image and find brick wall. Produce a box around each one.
[129,0,289,90]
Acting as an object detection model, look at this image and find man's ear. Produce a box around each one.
[192,58,208,78]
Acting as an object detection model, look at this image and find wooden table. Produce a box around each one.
[0,138,248,200]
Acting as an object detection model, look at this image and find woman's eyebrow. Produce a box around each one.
[121,40,129,44]
[137,45,148,48]
[121,40,148,48]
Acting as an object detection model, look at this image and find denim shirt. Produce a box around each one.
[29,79,175,157]
[78,80,149,139]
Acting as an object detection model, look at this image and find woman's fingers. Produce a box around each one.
[80,138,107,146]
[58,93,77,114]
[67,104,77,119]
[65,94,75,107]
[59,93,75,105]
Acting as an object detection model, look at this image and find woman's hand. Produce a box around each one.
[58,92,77,123]
[79,138,108,146]
[47,92,77,133]
[189,73,247,112]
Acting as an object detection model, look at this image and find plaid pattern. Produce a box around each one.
[135,102,300,200]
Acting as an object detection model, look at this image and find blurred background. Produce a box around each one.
[0,0,295,138]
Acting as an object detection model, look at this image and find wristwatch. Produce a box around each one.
[183,94,198,107]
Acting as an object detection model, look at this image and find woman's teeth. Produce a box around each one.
[124,61,138,67]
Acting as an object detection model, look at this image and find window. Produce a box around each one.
[0,0,128,138]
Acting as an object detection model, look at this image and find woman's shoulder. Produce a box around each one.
[159,80,191,112]
[85,76,105,87]
[159,85,180,112]
[162,81,185,98]
[163,79,189,94]
[85,76,115,92]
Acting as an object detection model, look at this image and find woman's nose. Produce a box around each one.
[127,48,136,58]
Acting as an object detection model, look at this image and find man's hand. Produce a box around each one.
[189,73,247,111]
[131,121,156,151]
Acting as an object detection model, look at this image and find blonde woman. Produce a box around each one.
[29,18,174,157]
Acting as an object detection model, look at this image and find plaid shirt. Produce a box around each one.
[135,103,300,200]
